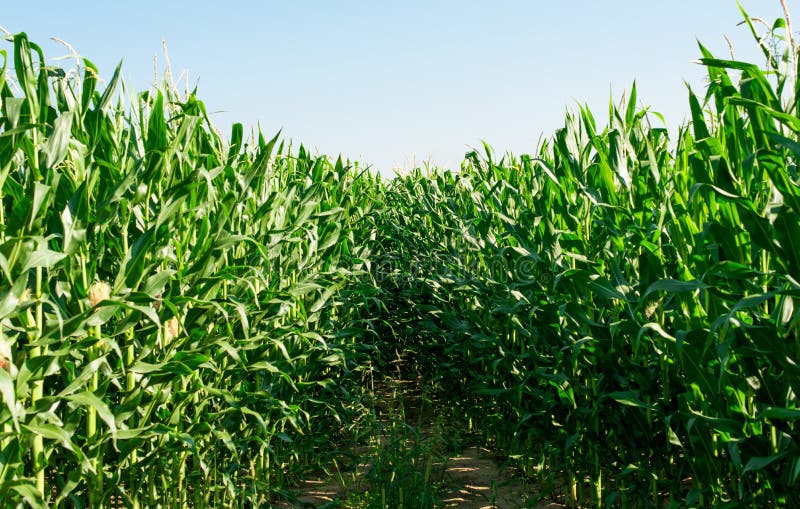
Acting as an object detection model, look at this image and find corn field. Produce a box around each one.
[1,3,800,508]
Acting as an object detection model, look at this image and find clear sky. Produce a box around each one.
[0,1,790,174]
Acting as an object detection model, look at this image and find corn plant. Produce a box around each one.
[365,5,800,506]
[0,31,382,507]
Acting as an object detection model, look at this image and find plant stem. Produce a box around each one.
[31,266,45,497]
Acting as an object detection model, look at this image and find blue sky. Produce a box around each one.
[0,1,789,174]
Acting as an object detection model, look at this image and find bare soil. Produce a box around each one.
[440,446,562,508]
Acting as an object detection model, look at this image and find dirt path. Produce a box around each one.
[441,446,560,508]
[282,445,562,508]
[276,376,564,508]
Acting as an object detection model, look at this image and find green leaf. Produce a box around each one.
[60,203,87,256]
[607,390,650,408]
[115,228,155,290]
[66,390,118,440]
[642,279,707,299]
[21,246,67,271]
[28,182,50,231]
[775,210,800,279]
[743,452,787,474]
[0,368,20,432]
[759,407,800,420]
[96,60,122,110]
[0,276,28,320]
[23,423,77,450]
[10,481,46,509]
[43,112,73,169]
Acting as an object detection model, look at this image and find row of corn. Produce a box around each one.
[0,32,383,507]
[366,9,799,508]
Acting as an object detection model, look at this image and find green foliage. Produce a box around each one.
[0,32,381,507]
[364,7,800,506]
[2,3,800,507]
[355,384,446,509]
